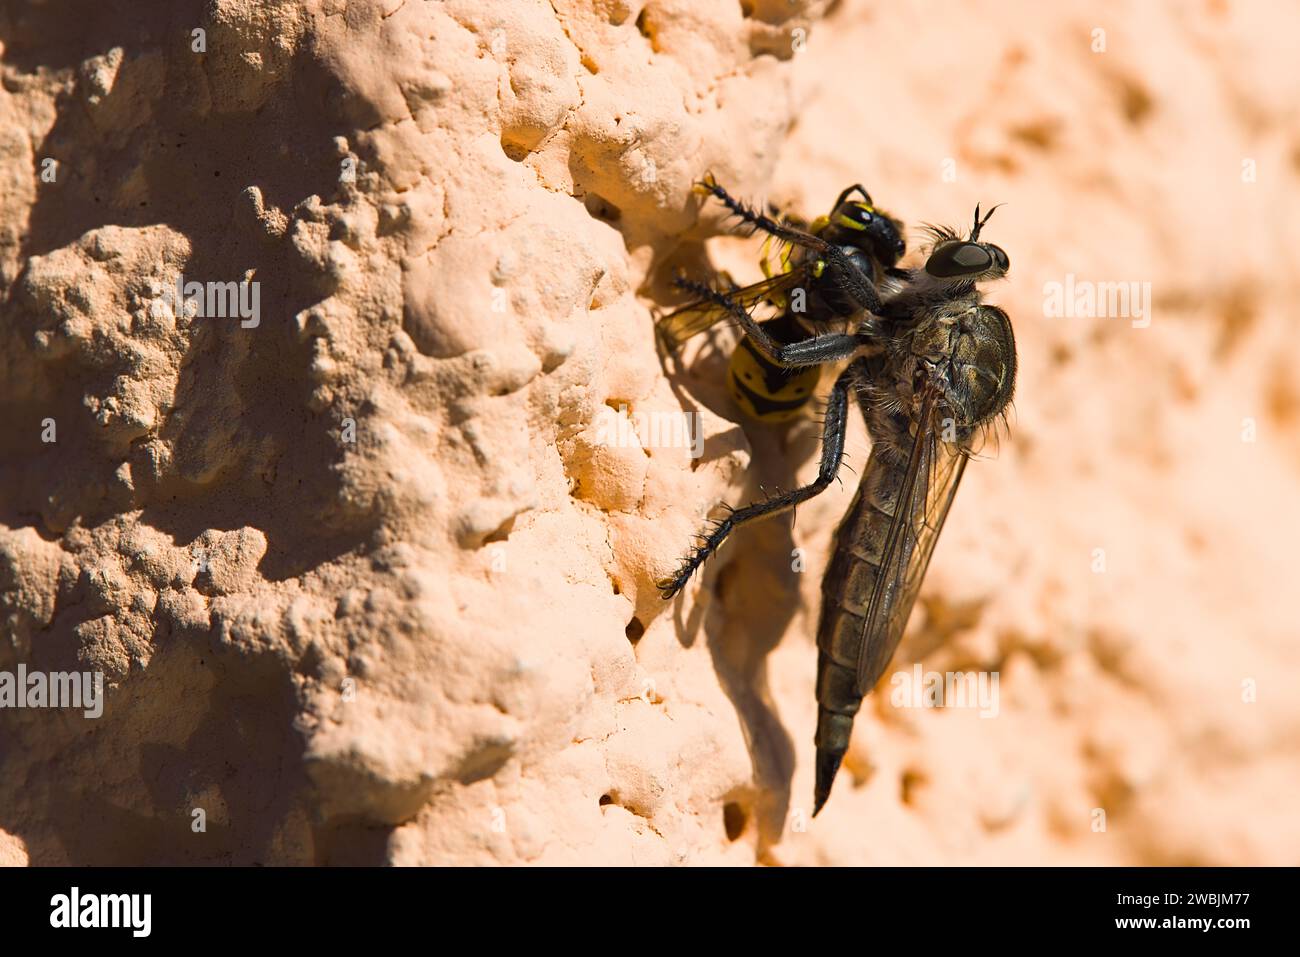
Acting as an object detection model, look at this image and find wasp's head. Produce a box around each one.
[922,204,1009,281]
[828,197,907,270]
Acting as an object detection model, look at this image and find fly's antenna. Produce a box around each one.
[969,203,1004,242]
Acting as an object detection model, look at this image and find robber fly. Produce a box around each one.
[658,181,1016,816]
[658,174,905,423]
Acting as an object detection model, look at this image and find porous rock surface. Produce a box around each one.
[0,0,1297,865]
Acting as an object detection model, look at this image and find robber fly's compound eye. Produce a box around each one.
[989,244,1010,273]
[925,241,993,278]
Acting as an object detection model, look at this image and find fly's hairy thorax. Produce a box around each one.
[869,292,1017,448]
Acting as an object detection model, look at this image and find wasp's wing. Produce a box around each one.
[656,266,816,350]
[853,389,970,695]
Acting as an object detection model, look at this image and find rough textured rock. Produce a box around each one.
[0,0,1297,865]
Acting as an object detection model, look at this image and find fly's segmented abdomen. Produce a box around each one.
[811,445,907,814]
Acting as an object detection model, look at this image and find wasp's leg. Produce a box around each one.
[675,278,873,367]
[832,183,872,209]
[659,359,863,600]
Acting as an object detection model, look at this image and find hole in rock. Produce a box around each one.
[483,515,515,544]
[625,616,645,643]
[635,9,653,41]
[500,136,529,162]
[584,193,622,222]
[723,802,747,841]
[900,768,928,806]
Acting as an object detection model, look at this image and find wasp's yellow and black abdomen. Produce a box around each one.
[728,315,820,423]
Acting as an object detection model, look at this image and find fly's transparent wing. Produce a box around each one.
[656,266,817,350]
[886,439,967,647]
[854,388,970,695]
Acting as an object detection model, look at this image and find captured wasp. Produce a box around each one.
[658,182,1016,816]
[658,174,905,423]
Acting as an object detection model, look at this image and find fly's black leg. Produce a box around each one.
[694,176,883,315]
[659,360,864,599]
[674,277,871,367]
[778,333,878,365]
[695,175,827,252]
[822,252,883,314]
